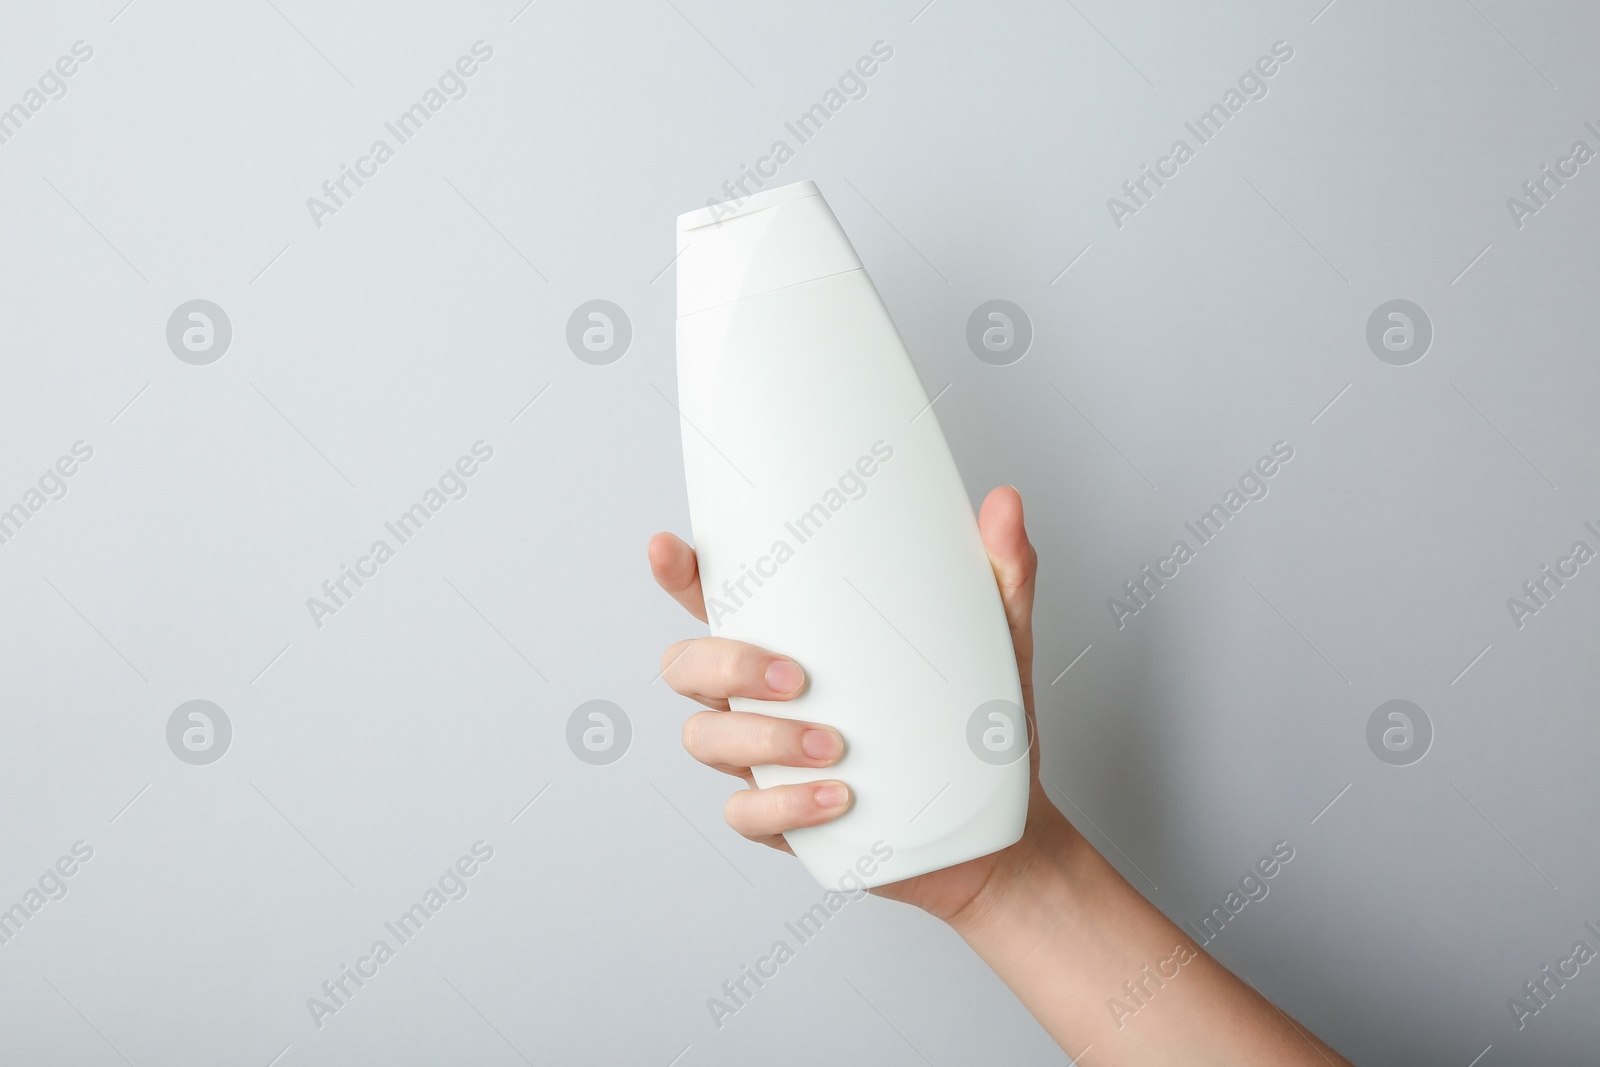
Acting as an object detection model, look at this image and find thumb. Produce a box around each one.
[978,486,1037,682]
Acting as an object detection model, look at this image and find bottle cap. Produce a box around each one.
[675,179,863,317]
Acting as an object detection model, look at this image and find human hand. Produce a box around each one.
[648,485,1066,924]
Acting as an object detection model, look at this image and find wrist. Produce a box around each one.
[945,787,1087,941]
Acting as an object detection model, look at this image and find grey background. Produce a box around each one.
[0,0,1594,1064]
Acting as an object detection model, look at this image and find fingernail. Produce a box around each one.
[802,728,842,761]
[765,659,804,695]
[814,782,849,809]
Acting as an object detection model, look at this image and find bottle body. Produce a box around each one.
[674,181,1028,890]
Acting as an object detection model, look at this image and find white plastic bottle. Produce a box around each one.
[673,179,1029,890]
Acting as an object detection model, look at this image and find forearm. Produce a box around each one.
[948,794,1350,1065]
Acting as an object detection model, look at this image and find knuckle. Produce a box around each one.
[1006,558,1036,595]
[712,640,749,687]
[781,784,815,821]
[681,711,714,757]
[756,716,793,759]
[660,639,693,684]
[723,790,758,837]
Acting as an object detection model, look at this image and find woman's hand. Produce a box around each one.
[648,485,1066,923]
[650,485,1352,1064]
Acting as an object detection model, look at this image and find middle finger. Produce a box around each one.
[660,636,806,709]
[682,709,845,773]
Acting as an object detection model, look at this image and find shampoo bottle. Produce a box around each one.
[673,179,1029,890]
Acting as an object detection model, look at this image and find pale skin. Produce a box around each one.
[649,486,1352,1065]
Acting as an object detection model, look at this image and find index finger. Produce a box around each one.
[648,532,708,623]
